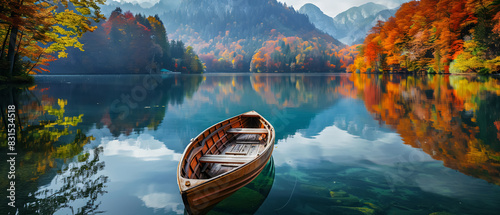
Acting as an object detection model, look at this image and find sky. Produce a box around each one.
[279,0,408,17]
[114,0,409,18]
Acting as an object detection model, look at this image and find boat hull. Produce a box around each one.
[177,111,275,215]
[182,146,273,214]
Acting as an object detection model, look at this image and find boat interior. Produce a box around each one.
[180,112,272,180]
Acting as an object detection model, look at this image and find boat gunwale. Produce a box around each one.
[177,111,275,193]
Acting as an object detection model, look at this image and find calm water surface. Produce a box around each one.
[1,74,500,214]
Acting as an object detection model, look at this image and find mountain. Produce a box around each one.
[82,0,352,73]
[158,0,346,72]
[299,2,398,45]
[101,0,181,17]
[297,3,336,41]
[333,2,397,45]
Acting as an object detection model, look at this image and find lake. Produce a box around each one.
[1,73,500,214]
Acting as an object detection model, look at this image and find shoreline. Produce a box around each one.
[30,72,498,76]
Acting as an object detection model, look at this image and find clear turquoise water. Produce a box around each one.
[1,74,500,214]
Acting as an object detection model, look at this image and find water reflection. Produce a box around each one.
[31,147,107,214]
[32,74,202,136]
[1,74,500,214]
[346,74,500,185]
[259,98,500,214]
[0,86,101,214]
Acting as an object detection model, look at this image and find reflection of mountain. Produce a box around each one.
[347,74,500,185]
[174,74,344,141]
[13,74,347,156]
[301,99,391,140]
[4,74,500,214]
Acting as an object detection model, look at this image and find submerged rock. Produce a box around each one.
[330,190,349,198]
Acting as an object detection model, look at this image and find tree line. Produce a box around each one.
[349,0,500,74]
[49,8,204,74]
[1,2,204,81]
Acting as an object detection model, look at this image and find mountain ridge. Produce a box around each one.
[160,0,346,72]
[102,0,181,17]
[91,0,354,72]
[299,2,398,45]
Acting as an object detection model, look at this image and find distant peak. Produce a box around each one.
[362,2,380,6]
[356,2,388,11]
[302,3,320,9]
[335,2,388,20]
[299,3,323,12]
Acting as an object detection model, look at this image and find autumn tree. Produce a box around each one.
[249,36,343,73]
[183,46,204,73]
[350,0,500,74]
[48,9,204,74]
[147,15,171,68]
[0,0,105,80]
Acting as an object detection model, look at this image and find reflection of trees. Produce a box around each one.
[198,75,344,140]
[0,86,101,214]
[33,75,203,136]
[345,74,500,185]
[0,75,204,213]
[26,147,107,215]
[107,75,203,135]
[17,97,93,179]
[249,75,340,108]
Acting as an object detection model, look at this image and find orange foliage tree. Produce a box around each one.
[249,36,346,73]
[350,0,500,74]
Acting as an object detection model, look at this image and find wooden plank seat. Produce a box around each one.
[235,140,261,144]
[225,144,249,155]
[199,155,255,164]
[227,128,268,134]
[236,134,261,141]
[224,143,260,155]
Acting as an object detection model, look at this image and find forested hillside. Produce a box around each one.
[350,0,500,74]
[161,0,350,72]
[49,8,203,74]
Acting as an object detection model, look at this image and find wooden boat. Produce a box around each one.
[177,111,275,214]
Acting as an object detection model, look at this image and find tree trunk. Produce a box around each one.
[7,26,18,77]
[14,32,23,73]
[0,25,11,60]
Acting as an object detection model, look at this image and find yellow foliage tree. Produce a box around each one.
[0,0,106,78]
